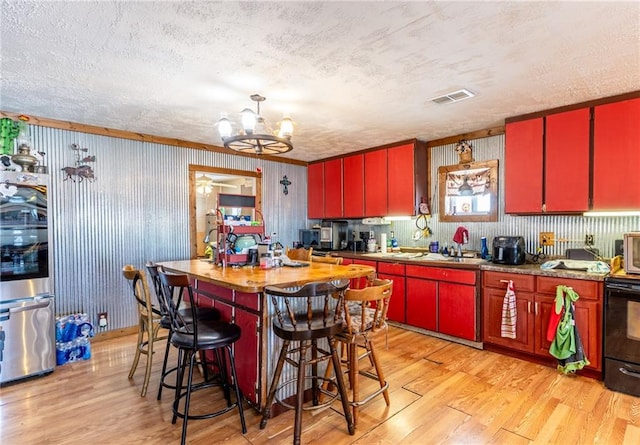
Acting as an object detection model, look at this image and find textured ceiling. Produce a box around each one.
[1,1,639,162]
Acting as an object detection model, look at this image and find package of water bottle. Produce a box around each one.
[55,313,94,366]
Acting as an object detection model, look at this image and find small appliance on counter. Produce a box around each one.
[492,236,526,265]
[320,220,348,251]
[623,232,640,274]
[298,228,320,248]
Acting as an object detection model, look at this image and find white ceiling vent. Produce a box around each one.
[430,89,476,104]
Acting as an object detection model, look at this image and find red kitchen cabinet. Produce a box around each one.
[364,149,388,216]
[324,158,343,218]
[307,162,324,219]
[438,282,476,341]
[343,153,365,218]
[377,261,406,323]
[387,143,417,216]
[349,258,377,289]
[406,277,437,331]
[505,118,544,213]
[593,97,640,210]
[545,108,590,212]
[482,271,602,372]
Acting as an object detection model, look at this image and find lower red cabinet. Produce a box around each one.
[406,277,437,331]
[438,282,476,340]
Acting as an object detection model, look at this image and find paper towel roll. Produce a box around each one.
[380,233,387,253]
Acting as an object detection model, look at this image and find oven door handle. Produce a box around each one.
[619,367,640,379]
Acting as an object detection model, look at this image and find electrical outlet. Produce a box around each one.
[539,231,555,246]
[98,312,108,328]
[585,234,595,246]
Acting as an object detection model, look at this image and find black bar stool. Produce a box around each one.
[158,270,246,445]
[146,262,221,400]
[261,280,355,445]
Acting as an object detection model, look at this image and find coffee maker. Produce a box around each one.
[320,220,348,250]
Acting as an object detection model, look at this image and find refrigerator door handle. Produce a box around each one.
[9,301,51,313]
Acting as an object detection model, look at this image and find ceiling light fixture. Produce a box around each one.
[216,93,293,155]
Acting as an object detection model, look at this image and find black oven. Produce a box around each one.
[604,276,640,396]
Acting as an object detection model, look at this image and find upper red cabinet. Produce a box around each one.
[307,162,324,219]
[343,153,365,218]
[505,109,590,214]
[364,149,388,216]
[545,108,590,213]
[308,139,428,219]
[593,97,640,211]
[505,93,640,214]
[505,118,544,213]
[323,158,343,218]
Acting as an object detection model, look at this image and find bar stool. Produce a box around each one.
[122,265,168,397]
[332,278,393,426]
[146,262,221,400]
[261,280,354,445]
[158,270,246,445]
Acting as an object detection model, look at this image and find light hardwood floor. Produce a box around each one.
[2,326,639,445]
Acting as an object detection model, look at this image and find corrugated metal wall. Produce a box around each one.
[29,125,308,331]
[368,134,640,257]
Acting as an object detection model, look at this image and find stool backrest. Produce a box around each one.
[343,278,393,335]
[145,262,166,316]
[285,247,313,262]
[122,265,154,319]
[311,255,343,265]
[158,271,198,342]
[265,280,350,332]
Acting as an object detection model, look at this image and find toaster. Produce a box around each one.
[492,236,526,265]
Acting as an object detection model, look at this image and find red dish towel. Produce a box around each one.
[501,280,517,339]
[453,226,469,244]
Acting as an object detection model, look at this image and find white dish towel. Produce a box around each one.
[500,280,517,339]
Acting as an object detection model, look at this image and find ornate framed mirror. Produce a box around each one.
[438,159,498,222]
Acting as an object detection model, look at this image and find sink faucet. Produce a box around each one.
[203,228,216,244]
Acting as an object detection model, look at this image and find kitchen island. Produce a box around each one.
[158,259,375,410]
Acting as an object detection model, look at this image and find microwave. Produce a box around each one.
[624,232,640,274]
[299,229,320,248]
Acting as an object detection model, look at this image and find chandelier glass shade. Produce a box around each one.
[217,94,293,155]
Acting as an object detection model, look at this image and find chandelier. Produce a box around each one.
[216,94,293,155]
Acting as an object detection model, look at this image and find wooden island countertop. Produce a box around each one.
[158,259,375,293]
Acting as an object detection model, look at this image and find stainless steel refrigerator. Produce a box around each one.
[1,171,55,384]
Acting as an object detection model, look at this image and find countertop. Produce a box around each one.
[158,259,375,293]
[330,250,608,282]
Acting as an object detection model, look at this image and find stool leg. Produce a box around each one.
[128,317,144,380]
[225,344,247,433]
[260,339,290,429]
[172,348,188,425]
[350,341,360,426]
[157,330,172,400]
[329,336,354,435]
[294,340,310,445]
[366,338,390,405]
[140,322,158,397]
[179,350,197,445]
[311,339,319,406]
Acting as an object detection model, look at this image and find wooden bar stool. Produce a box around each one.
[146,262,221,400]
[158,270,246,445]
[261,280,354,445]
[122,265,168,397]
[332,278,393,426]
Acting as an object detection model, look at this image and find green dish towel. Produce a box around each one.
[549,285,590,373]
